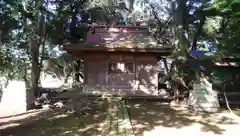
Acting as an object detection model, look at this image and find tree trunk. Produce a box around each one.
[4,79,9,88]
[31,38,40,97]
[177,0,189,56]
[30,0,45,97]
[170,0,189,103]
[23,66,30,88]
[64,70,71,84]
[191,7,206,50]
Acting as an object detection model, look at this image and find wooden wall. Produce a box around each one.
[83,52,158,95]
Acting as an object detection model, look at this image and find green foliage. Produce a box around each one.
[0,0,45,85]
[201,0,240,59]
[0,0,239,92]
[217,19,240,58]
[204,0,240,16]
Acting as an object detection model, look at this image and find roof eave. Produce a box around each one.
[63,44,174,53]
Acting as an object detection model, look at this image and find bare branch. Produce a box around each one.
[144,0,173,44]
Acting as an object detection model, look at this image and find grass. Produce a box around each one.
[0,99,108,136]
[233,108,240,116]
[2,98,240,136]
[22,113,106,136]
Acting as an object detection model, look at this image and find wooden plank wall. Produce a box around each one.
[83,53,159,95]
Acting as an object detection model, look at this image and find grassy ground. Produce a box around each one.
[234,109,240,116]
[2,98,240,136]
[101,98,134,136]
[229,109,240,116]
[127,99,240,136]
[0,99,108,136]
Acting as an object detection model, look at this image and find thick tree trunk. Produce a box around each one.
[30,0,46,97]
[24,77,30,89]
[170,0,190,103]
[177,0,189,56]
[31,39,40,97]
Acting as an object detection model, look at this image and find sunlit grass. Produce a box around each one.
[1,99,108,136]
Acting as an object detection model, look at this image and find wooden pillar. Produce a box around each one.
[134,55,137,91]
[105,54,109,91]
[83,58,87,84]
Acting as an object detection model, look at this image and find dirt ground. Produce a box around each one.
[0,100,108,136]
[128,100,240,136]
[2,99,240,136]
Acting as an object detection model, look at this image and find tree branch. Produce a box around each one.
[191,7,206,50]
[145,0,173,43]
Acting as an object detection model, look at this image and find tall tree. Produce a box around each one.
[203,0,240,58]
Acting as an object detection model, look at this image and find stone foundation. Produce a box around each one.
[188,79,220,112]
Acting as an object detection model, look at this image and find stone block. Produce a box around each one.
[188,78,220,112]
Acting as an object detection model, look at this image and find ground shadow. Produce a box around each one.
[0,110,43,120]
[0,100,108,136]
[127,99,238,136]
[219,103,240,117]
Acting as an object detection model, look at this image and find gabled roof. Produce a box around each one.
[63,25,173,54]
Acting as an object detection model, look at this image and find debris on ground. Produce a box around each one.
[50,97,104,117]
[30,87,69,109]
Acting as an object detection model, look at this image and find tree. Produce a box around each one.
[1,0,53,96]
[204,0,240,16]
[2,0,233,102]
[0,0,32,87]
[203,0,240,58]
[200,0,240,110]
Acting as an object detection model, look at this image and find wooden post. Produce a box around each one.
[134,55,137,91]
[83,57,87,84]
[135,55,140,91]
[106,54,109,91]
[83,57,88,92]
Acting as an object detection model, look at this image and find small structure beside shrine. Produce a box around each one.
[63,25,173,96]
